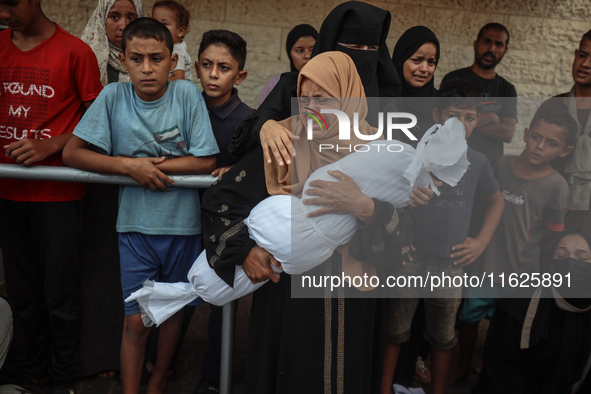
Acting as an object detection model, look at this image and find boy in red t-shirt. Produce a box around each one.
[0,1,102,392]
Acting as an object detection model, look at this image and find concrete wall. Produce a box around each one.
[42,0,591,153]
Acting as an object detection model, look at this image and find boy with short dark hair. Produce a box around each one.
[63,17,218,394]
[0,1,102,392]
[196,29,250,177]
[451,106,576,384]
[381,80,505,394]
[193,28,254,394]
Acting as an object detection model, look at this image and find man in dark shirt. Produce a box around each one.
[441,23,517,166]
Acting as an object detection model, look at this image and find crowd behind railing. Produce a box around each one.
[1,1,591,394]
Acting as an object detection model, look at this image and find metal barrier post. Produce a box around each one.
[220,300,238,394]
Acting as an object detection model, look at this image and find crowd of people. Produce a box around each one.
[1,1,591,394]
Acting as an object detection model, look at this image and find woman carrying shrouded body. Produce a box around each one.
[200,2,433,393]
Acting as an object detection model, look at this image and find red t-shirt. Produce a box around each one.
[0,24,103,202]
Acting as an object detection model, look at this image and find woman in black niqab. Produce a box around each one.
[230,0,399,161]
[311,0,399,99]
[198,3,419,394]
[207,2,404,289]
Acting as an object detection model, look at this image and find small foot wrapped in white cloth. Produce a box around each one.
[125,280,199,327]
[126,249,283,326]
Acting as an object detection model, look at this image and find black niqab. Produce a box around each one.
[312,1,399,98]
[230,1,400,160]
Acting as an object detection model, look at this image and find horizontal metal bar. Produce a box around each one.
[0,164,217,188]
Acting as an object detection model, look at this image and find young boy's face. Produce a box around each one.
[119,37,178,102]
[522,120,574,166]
[152,6,185,45]
[573,38,591,88]
[432,104,479,139]
[195,44,247,107]
[0,0,37,32]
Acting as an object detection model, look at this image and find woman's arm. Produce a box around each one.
[347,201,414,269]
[229,72,299,161]
[203,72,298,285]
[301,170,434,268]
[302,170,375,222]
[302,170,434,221]
[200,145,272,286]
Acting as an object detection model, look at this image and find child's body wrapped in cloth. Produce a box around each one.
[126,117,469,326]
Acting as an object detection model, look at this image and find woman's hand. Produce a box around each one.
[260,119,299,166]
[302,170,375,223]
[242,245,282,284]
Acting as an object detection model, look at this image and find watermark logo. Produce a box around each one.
[303,107,328,134]
[305,108,419,142]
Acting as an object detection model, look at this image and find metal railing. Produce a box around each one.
[0,163,237,394]
[0,164,216,188]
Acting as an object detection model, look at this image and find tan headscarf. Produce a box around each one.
[265,51,379,197]
[81,0,144,86]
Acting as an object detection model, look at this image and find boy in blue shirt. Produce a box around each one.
[382,81,505,394]
[63,18,218,394]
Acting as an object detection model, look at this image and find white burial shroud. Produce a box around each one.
[126,117,469,326]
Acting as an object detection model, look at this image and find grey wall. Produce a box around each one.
[41,0,591,153]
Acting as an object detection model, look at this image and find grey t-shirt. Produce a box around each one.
[413,148,499,257]
[481,156,569,279]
